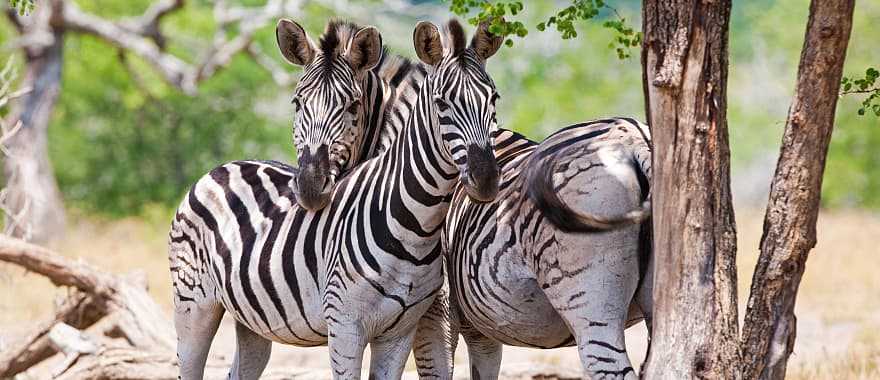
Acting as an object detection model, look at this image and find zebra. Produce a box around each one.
[168,18,504,380]
[272,19,396,211]
[439,119,654,380]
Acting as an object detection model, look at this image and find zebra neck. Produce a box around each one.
[354,70,388,164]
[376,81,458,243]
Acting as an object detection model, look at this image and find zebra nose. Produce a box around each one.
[463,144,500,203]
[295,144,334,211]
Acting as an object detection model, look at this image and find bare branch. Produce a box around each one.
[60,0,304,94]
[62,1,197,93]
[0,235,117,295]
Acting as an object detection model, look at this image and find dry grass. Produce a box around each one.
[737,209,880,379]
[1,208,878,378]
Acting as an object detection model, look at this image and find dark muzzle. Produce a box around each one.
[462,144,500,203]
[294,145,333,211]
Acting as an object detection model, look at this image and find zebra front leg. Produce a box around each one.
[369,329,417,380]
[413,288,455,379]
[175,301,224,380]
[328,322,368,380]
[228,322,272,380]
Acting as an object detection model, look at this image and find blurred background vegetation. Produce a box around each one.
[0,0,877,218]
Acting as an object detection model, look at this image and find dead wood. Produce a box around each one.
[0,235,173,376]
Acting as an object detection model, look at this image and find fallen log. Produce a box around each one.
[0,291,102,377]
[0,235,173,377]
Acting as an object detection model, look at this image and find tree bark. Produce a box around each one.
[640,1,740,378]
[740,1,855,379]
[3,0,67,243]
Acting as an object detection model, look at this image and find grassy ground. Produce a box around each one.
[1,208,878,378]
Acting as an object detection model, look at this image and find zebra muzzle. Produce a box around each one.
[462,144,500,203]
[294,144,334,211]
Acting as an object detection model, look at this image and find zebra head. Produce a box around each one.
[414,19,503,202]
[276,19,383,211]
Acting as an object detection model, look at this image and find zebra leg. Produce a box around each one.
[368,329,417,380]
[543,279,637,379]
[413,287,455,379]
[228,322,272,380]
[327,323,368,380]
[460,317,501,380]
[634,241,654,376]
[175,302,224,380]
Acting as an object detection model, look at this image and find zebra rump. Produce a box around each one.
[525,142,651,233]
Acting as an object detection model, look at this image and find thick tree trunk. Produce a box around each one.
[640,1,740,378]
[740,1,855,379]
[3,0,66,243]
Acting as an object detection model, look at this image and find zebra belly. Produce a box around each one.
[217,271,329,346]
[452,235,574,348]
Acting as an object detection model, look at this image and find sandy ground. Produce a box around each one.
[1,208,878,378]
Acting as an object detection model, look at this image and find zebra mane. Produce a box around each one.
[443,19,467,57]
[318,19,363,72]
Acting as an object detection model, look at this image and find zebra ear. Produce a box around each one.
[413,21,443,66]
[471,19,503,61]
[277,19,316,66]
[346,26,383,73]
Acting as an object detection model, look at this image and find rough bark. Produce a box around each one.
[2,0,67,243]
[640,1,740,379]
[740,1,855,379]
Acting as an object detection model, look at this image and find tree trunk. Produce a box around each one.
[3,0,66,244]
[640,1,740,378]
[740,1,855,379]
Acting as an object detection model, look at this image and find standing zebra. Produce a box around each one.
[168,18,504,380]
[441,119,653,380]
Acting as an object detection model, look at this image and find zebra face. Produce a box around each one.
[414,19,503,203]
[277,19,383,211]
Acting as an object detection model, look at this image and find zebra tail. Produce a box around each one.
[525,151,651,233]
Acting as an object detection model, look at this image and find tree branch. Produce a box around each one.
[0,235,118,296]
[61,0,303,95]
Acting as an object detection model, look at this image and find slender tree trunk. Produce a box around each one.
[3,0,66,243]
[740,1,855,379]
[640,1,740,378]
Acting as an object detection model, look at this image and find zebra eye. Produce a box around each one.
[491,93,500,106]
[292,97,302,112]
[346,100,360,115]
[434,96,450,112]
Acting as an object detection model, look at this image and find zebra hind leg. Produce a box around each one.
[228,322,273,380]
[368,328,417,380]
[552,304,636,379]
[175,301,224,380]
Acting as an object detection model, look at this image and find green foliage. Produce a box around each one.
[7,0,34,15]
[36,1,295,216]
[0,0,877,215]
[841,67,880,117]
[447,0,640,57]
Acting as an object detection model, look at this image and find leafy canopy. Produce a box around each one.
[447,0,641,58]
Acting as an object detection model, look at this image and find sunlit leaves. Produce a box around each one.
[448,0,641,58]
[841,67,880,117]
[7,0,34,16]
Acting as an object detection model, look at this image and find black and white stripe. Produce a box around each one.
[169,19,503,380]
[438,118,653,380]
